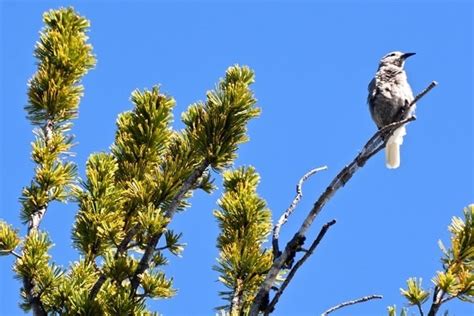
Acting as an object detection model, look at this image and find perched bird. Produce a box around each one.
[368,51,416,169]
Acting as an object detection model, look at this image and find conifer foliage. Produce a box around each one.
[0,7,260,315]
[214,167,273,315]
[389,205,474,316]
[13,7,95,315]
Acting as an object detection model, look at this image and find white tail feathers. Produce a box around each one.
[385,126,406,169]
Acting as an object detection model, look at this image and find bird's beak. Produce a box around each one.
[402,52,416,59]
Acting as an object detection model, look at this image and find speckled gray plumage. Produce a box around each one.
[367,51,415,168]
[368,53,415,128]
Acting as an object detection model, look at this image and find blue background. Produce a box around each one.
[1,1,473,315]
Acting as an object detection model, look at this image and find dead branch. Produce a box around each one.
[410,81,438,109]
[321,294,383,316]
[249,81,437,316]
[265,219,336,315]
[272,166,328,258]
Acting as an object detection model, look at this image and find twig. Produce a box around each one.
[272,166,328,257]
[410,81,438,109]
[11,250,22,259]
[155,245,170,251]
[249,81,437,316]
[321,294,383,316]
[416,302,425,316]
[440,294,457,304]
[265,220,336,315]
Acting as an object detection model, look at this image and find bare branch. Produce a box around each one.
[249,81,437,315]
[265,219,336,315]
[321,294,383,316]
[272,166,328,257]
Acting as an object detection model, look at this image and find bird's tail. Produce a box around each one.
[385,126,406,169]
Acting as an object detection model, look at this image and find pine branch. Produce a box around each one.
[17,8,95,315]
[129,161,209,296]
[88,163,208,301]
[272,166,328,258]
[249,81,437,315]
[265,219,336,315]
[89,66,259,305]
[88,225,139,299]
[321,294,383,316]
[214,167,273,313]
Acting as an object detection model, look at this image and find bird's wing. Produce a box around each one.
[367,77,377,105]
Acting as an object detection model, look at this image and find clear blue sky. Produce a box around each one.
[1,1,473,315]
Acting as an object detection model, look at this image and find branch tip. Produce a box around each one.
[321,294,383,316]
[272,165,328,257]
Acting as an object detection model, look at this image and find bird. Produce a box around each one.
[367,51,416,169]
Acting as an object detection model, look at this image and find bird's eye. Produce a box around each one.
[389,53,396,57]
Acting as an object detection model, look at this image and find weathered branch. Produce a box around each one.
[321,294,383,316]
[129,161,209,295]
[249,81,437,315]
[265,219,336,315]
[272,166,328,257]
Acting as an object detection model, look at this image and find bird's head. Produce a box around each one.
[379,51,416,68]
